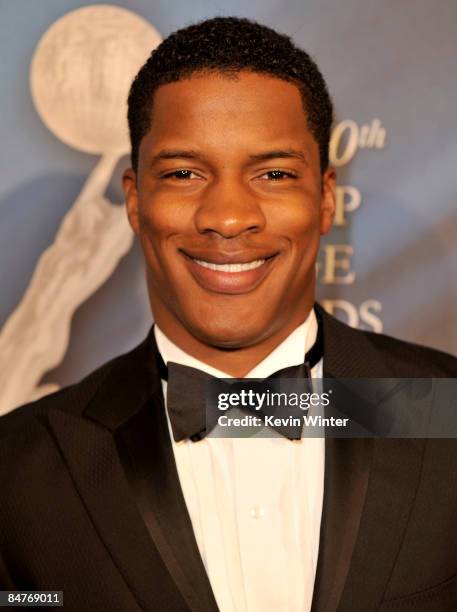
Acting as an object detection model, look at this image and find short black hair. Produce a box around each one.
[127,16,333,173]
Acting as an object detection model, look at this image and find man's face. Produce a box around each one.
[123,71,335,349]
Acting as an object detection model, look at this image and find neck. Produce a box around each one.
[151,302,315,378]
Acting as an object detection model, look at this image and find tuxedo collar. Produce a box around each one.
[155,304,319,379]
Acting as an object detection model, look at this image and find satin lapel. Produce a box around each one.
[48,332,217,612]
[114,388,218,612]
[312,436,372,612]
[312,305,425,611]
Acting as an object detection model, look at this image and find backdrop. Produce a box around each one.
[1,0,456,413]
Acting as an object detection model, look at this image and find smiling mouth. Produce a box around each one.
[180,250,278,294]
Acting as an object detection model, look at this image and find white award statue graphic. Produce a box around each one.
[0,5,161,414]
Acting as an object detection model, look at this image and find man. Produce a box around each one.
[1,16,457,612]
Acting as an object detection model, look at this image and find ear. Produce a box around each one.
[319,166,336,235]
[123,168,140,235]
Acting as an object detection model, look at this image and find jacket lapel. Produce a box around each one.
[312,305,426,611]
[48,332,218,612]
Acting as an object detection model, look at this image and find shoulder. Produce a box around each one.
[316,303,457,378]
[362,328,457,377]
[0,360,110,435]
[0,334,157,519]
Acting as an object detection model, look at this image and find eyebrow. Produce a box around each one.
[248,149,307,163]
[149,148,308,166]
[149,150,200,165]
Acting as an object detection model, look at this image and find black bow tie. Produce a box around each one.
[157,312,323,442]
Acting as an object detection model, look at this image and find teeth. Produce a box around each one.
[193,259,266,272]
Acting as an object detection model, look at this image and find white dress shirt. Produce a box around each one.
[154,309,324,612]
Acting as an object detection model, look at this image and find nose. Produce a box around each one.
[194,178,266,238]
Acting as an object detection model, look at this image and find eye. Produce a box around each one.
[258,170,297,181]
[162,169,201,180]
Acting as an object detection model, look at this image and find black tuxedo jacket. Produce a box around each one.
[1,305,457,611]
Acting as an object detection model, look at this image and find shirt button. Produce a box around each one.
[249,506,266,519]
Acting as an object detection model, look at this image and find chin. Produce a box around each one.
[188,315,272,350]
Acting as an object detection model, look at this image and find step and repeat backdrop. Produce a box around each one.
[0,0,456,412]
